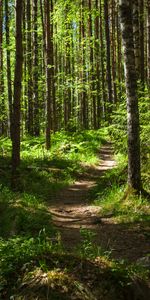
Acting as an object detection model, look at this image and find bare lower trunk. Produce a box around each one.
[119,0,142,192]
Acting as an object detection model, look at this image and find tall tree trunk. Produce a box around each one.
[27,0,33,135]
[139,0,145,85]
[33,0,40,136]
[5,0,13,138]
[133,0,141,79]
[95,0,101,128]
[111,0,117,103]
[147,0,150,87]
[100,0,106,119]
[22,2,27,136]
[116,2,122,84]
[11,0,23,188]
[50,0,56,132]
[119,0,142,193]
[0,0,5,135]
[88,0,96,129]
[104,0,113,119]
[45,0,52,149]
[64,26,71,130]
[80,0,88,129]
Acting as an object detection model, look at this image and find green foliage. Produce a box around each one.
[0,128,149,298]
[108,88,150,192]
[0,230,63,295]
[0,129,107,196]
[78,228,111,259]
[108,102,127,154]
[93,153,150,223]
[0,185,56,237]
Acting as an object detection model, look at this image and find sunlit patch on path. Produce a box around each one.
[49,144,115,228]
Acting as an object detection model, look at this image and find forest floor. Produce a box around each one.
[0,138,150,299]
[48,144,150,262]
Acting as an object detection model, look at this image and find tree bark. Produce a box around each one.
[147,0,150,87]
[33,0,40,136]
[88,0,96,129]
[104,0,113,118]
[11,0,23,188]
[139,0,145,85]
[132,0,141,79]
[45,0,52,149]
[5,0,13,138]
[100,0,106,119]
[116,2,122,84]
[95,0,101,128]
[80,0,88,129]
[27,0,34,135]
[111,0,117,104]
[119,0,142,193]
[0,0,5,135]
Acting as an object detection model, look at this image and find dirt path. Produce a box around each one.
[48,144,150,262]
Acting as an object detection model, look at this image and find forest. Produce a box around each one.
[0,0,150,299]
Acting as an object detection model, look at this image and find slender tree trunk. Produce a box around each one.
[5,0,13,138]
[111,0,117,103]
[50,0,56,132]
[95,0,101,128]
[139,0,145,85]
[116,2,122,84]
[147,0,150,87]
[119,0,142,193]
[88,0,96,129]
[33,0,40,136]
[27,0,33,135]
[104,0,113,119]
[45,0,52,149]
[11,0,23,188]
[100,0,106,119]
[133,0,141,79]
[22,2,27,136]
[80,0,88,129]
[0,0,5,135]
[64,25,71,130]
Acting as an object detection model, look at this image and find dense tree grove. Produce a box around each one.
[0,0,150,192]
[0,2,150,297]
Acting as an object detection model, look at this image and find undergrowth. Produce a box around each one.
[93,152,150,223]
[0,129,107,195]
[96,90,150,223]
[0,125,149,298]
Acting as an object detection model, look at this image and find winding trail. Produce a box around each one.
[48,144,150,262]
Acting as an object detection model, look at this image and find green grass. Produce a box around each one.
[0,128,150,298]
[0,129,107,190]
[92,152,150,223]
[0,129,107,238]
[0,185,56,237]
[0,129,108,295]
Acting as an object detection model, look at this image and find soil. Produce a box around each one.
[48,144,150,263]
